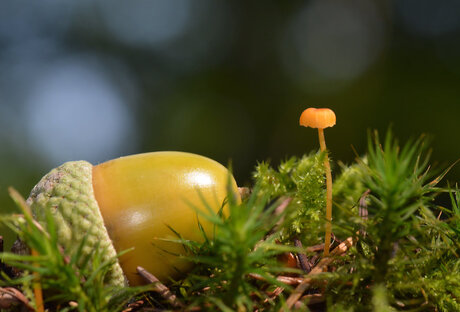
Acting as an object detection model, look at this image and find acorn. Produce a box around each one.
[24,151,239,287]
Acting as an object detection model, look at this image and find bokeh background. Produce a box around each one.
[1,0,460,246]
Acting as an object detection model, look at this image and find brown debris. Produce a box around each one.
[238,187,251,200]
[359,189,371,236]
[122,299,145,312]
[284,236,356,310]
[248,273,304,286]
[0,287,34,311]
[301,293,325,305]
[277,252,298,269]
[265,286,284,301]
[294,238,311,273]
[306,243,325,253]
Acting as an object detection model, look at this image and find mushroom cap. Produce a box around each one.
[299,108,336,129]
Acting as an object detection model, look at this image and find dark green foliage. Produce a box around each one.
[450,184,460,235]
[362,130,438,282]
[325,130,460,311]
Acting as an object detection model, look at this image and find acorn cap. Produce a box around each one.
[26,161,126,288]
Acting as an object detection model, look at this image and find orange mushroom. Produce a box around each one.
[299,108,336,257]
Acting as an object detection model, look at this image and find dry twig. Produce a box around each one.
[306,243,325,253]
[137,266,183,309]
[122,299,144,312]
[248,273,304,286]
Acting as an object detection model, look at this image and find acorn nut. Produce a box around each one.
[25,151,239,287]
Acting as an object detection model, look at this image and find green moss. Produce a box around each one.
[1,130,458,311]
[253,153,327,245]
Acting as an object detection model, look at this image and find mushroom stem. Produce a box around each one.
[317,128,333,257]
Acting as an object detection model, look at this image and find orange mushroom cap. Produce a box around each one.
[299,108,336,129]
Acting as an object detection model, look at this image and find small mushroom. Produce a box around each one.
[299,108,336,257]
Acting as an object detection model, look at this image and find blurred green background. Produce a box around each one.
[1,1,459,247]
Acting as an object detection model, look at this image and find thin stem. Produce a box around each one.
[318,128,333,257]
[31,249,44,312]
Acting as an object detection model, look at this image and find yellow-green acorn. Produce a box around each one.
[25,152,239,287]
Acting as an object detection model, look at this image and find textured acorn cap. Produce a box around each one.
[26,161,126,288]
